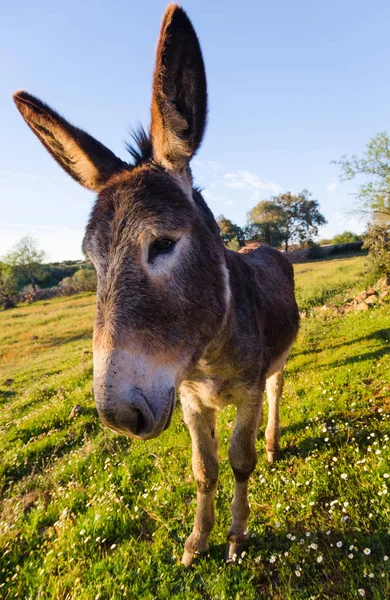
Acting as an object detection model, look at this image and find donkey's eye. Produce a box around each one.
[148,238,176,263]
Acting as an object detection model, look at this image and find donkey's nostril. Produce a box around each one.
[134,408,147,435]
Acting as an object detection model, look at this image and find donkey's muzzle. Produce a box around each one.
[96,389,155,438]
[93,348,177,440]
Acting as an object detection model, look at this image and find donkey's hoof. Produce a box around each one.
[225,538,249,564]
[181,548,207,568]
[267,449,280,464]
[181,549,196,567]
[181,534,209,567]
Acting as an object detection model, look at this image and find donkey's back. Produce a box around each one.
[226,245,299,374]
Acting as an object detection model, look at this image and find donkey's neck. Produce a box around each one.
[182,250,265,408]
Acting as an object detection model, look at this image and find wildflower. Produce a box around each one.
[317,555,323,563]
[341,474,348,480]
[275,522,281,528]
[384,474,389,479]
[348,554,353,559]
[384,556,389,562]
[336,541,343,548]
[270,555,276,563]
[110,544,117,550]
[363,548,371,556]
[295,570,301,577]
[358,589,366,597]
[349,545,354,551]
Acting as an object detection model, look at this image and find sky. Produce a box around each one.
[1,0,390,261]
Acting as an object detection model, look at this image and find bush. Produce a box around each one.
[332,231,361,244]
[363,224,390,277]
[60,265,97,292]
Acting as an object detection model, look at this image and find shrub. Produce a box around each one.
[60,265,97,292]
[362,223,390,277]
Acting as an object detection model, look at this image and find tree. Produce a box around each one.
[248,190,326,252]
[246,201,285,247]
[0,263,18,309]
[333,132,390,223]
[217,216,245,250]
[4,236,46,292]
[332,231,361,244]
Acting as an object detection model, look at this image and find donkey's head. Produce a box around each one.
[13,5,230,439]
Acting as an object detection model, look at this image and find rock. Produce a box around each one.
[320,304,332,312]
[356,291,368,301]
[380,289,389,299]
[3,378,14,386]
[356,301,369,311]
[68,405,82,419]
[30,335,39,340]
[82,350,91,356]
[366,287,377,296]
[57,388,65,400]
[299,311,307,319]
[376,276,390,290]
[365,295,377,305]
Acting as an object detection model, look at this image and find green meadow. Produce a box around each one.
[0,254,389,599]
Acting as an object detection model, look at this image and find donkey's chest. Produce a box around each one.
[180,364,254,410]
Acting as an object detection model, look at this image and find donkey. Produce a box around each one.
[13,4,299,565]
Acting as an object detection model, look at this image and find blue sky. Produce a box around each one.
[1,0,390,261]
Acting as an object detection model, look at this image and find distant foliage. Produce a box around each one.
[247,190,327,251]
[4,236,46,292]
[60,265,97,292]
[41,261,81,287]
[246,201,285,247]
[0,263,18,309]
[217,215,245,249]
[332,231,362,244]
[334,132,390,223]
[363,223,390,277]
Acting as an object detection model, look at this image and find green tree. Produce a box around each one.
[0,263,18,309]
[333,132,390,222]
[248,190,326,252]
[332,231,362,244]
[217,216,245,249]
[246,200,285,247]
[4,236,46,292]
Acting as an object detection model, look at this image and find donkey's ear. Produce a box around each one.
[13,90,127,191]
[151,4,207,171]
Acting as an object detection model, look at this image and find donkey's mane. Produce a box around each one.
[126,125,153,167]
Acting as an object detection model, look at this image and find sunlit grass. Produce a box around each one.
[0,256,389,599]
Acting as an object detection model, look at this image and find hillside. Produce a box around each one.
[0,254,389,599]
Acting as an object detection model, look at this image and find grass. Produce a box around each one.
[0,255,389,599]
[294,253,372,312]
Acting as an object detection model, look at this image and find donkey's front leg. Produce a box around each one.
[226,394,263,562]
[181,402,218,567]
